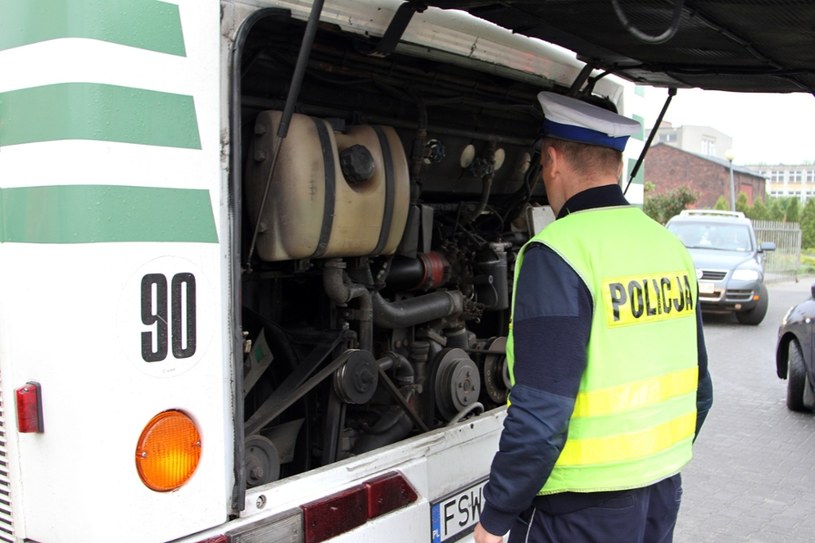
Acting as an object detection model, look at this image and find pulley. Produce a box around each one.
[333,349,379,405]
[483,337,510,404]
[434,348,481,421]
[245,434,281,488]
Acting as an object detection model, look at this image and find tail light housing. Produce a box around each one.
[301,471,418,543]
[15,381,43,433]
[136,410,202,491]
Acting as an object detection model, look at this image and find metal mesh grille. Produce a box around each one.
[0,374,15,542]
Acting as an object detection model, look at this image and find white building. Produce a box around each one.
[647,123,733,161]
[747,163,815,202]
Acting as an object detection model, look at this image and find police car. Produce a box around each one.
[666,210,776,325]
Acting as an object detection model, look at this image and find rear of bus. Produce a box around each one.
[0,1,635,542]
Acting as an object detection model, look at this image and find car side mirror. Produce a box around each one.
[759,241,776,252]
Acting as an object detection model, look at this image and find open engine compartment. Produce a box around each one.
[234,8,603,488]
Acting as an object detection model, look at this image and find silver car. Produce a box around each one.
[666,210,776,325]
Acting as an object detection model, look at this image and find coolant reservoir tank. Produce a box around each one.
[245,111,410,262]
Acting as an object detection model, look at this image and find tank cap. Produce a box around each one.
[340,145,376,186]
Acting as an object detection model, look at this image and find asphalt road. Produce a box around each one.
[675,276,815,542]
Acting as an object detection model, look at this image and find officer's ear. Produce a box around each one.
[544,142,567,178]
[541,142,557,168]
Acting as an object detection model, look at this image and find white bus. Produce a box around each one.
[0,2,632,542]
[5,0,802,541]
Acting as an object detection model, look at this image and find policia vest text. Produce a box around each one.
[507,206,699,495]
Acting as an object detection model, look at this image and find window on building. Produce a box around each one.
[807,170,815,183]
[659,133,677,143]
[770,170,785,182]
[701,137,716,156]
[790,170,803,183]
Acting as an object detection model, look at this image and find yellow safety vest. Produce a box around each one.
[507,206,699,494]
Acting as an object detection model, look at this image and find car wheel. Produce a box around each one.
[786,339,810,412]
[736,283,769,325]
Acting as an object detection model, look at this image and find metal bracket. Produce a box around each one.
[361,1,428,58]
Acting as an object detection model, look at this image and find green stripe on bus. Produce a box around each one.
[0,0,185,55]
[0,83,201,149]
[0,186,218,243]
[628,158,644,186]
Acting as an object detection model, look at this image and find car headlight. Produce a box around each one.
[731,268,760,281]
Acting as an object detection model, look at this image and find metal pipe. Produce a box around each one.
[323,259,368,304]
[323,259,373,351]
[372,290,464,329]
[379,352,416,386]
[462,142,496,224]
[277,0,325,139]
[727,154,736,211]
[625,87,676,196]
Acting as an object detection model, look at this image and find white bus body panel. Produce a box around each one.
[172,408,506,543]
[0,1,232,541]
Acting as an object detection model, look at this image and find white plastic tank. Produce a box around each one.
[245,111,410,261]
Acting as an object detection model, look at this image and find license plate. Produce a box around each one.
[699,281,715,294]
[431,479,487,543]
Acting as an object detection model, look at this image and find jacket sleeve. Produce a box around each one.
[694,301,713,439]
[479,244,592,536]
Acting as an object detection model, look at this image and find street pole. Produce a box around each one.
[725,150,736,211]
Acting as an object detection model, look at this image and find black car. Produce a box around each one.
[776,284,815,411]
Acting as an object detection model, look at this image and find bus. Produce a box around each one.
[3,0,800,541]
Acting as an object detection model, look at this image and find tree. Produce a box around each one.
[786,197,800,223]
[643,185,697,224]
[735,192,749,214]
[768,198,785,221]
[801,199,815,249]
[714,196,728,210]
[747,198,768,221]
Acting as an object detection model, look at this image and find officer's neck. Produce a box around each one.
[556,183,629,219]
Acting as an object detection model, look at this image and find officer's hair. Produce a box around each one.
[543,138,622,178]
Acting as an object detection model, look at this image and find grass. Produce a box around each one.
[801,250,815,274]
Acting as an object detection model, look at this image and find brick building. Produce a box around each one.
[644,143,767,208]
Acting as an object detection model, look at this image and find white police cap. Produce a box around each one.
[537,91,641,151]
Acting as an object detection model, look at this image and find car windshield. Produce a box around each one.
[668,222,753,252]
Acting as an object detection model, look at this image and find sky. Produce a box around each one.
[637,87,815,166]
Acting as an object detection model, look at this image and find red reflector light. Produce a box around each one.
[194,537,229,543]
[364,472,419,519]
[15,382,43,433]
[301,472,418,543]
[301,485,367,543]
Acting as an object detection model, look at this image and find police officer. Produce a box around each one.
[474,91,713,543]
